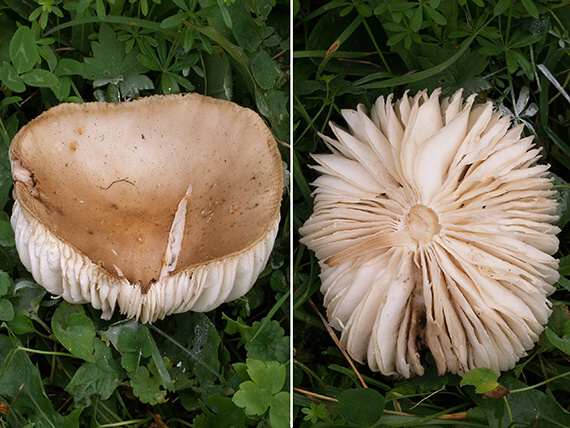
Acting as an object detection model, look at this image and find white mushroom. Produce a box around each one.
[10,93,283,323]
[300,88,560,378]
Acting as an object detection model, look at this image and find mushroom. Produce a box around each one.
[299,88,560,378]
[10,93,283,323]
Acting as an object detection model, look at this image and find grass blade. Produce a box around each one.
[538,64,570,105]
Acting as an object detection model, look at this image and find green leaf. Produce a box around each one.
[386,31,407,47]
[0,61,26,92]
[509,34,542,49]
[256,0,274,20]
[410,5,423,32]
[150,320,222,384]
[101,318,138,346]
[119,73,154,98]
[510,49,533,78]
[52,302,96,362]
[95,0,106,19]
[254,86,289,142]
[545,325,570,355]
[161,72,179,94]
[130,365,167,405]
[0,97,21,108]
[460,368,499,393]
[83,23,149,100]
[65,341,123,407]
[0,299,14,321]
[51,75,71,100]
[425,5,447,25]
[20,68,59,87]
[160,12,189,29]
[557,276,570,293]
[233,359,288,417]
[390,2,417,12]
[383,22,406,32]
[270,269,287,292]
[220,6,232,28]
[339,5,353,17]
[232,18,261,52]
[505,50,518,74]
[148,332,175,393]
[520,0,539,18]
[252,50,281,90]
[493,0,512,16]
[270,391,291,428]
[55,58,83,76]
[0,334,83,427]
[374,3,388,14]
[223,314,250,337]
[337,388,385,426]
[245,319,289,363]
[249,359,287,394]
[480,45,503,56]
[9,26,36,74]
[0,220,15,247]
[204,52,232,100]
[6,310,36,335]
[233,380,272,415]
[0,271,10,296]
[137,53,162,71]
[207,394,246,427]
[117,323,153,372]
[355,3,372,17]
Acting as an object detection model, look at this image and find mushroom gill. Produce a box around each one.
[10,93,283,323]
[299,88,560,378]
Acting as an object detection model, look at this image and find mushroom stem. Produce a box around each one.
[160,184,193,280]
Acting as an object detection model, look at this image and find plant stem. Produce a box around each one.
[503,395,514,425]
[17,346,75,358]
[362,19,391,73]
[510,370,570,393]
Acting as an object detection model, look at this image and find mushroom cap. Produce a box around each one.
[11,93,283,323]
[300,88,560,378]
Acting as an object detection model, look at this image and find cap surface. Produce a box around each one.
[11,93,283,322]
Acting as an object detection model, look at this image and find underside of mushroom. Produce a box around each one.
[300,88,560,378]
[10,93,283,323]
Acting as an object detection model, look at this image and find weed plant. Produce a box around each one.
[293,0,570,426]
[0,0,290,426]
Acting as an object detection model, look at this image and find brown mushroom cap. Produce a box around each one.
[11,93,283,322]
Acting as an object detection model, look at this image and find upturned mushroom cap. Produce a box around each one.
[300,88,560,378]
[11,93,282,323]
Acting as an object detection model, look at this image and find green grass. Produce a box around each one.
[293,0,570,426]
[0,0,290,426]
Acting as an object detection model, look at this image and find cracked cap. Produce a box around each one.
[10,93,283,322]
